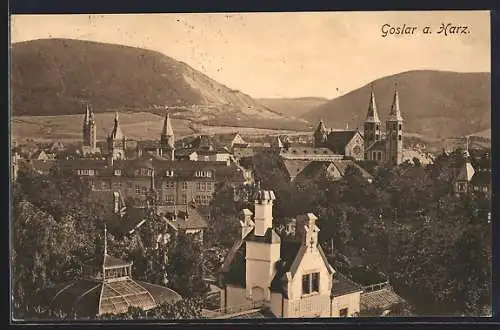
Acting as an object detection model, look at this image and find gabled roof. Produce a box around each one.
[326,130,358,154]
[281,159,313,180]
[332,160,373,180]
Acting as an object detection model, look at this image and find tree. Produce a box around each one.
[166,232,208,298]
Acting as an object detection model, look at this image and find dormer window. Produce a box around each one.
[114,169,121,176]
[165,170,174,177]
[195,170,212,178]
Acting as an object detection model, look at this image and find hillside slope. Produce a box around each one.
[257,97,329,117]
[11,38,308,130]
[302,70,491,139]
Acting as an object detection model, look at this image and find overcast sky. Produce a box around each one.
[11,11,490,99]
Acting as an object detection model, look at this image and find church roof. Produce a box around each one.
[109,113,124,140]
[387,88,403,121]
[326,130,358,154]
[162,113,174,136]
[365,90,381,123]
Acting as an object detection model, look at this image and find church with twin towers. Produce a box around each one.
[81,105,175,160]
[313,84,404,166]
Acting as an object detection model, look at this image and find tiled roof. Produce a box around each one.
[106,207,148,236]
[58,158,245,182]
[281,160,312,180]
[158,205,208,230]
[294,161,331,181]
[471,170,491,186]
[326,130,358,154]
[332,160,373,180]
[331,272,363,297]
[360,287,405,312]
[270,241,302,294]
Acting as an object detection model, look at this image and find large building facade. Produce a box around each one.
[313,85,404,166]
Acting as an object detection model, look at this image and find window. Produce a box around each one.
[114,169,121,176]
[77,169,95,176]
[377,152,382,161]
[182,181,188,190]
[195,195,210,205]
[135,185,141,195]
[164,195,175,204]
[195,170,212,178]
[398,135,402,141]
[393,123,397,130]
[302,272,320,295]
[135,168,151,176]
[181,193,187,204]
[399,124,402,131]
[376,124,380,130]
[165,170,174,177]
[339,308,349,317]
[163,181,175,190]
[197,182,213,192]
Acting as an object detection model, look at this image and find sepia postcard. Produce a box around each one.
[10,11,492,321]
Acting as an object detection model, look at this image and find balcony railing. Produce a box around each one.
[362,281,390,293]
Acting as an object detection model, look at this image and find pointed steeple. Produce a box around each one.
[84,104,91,124]
[110,112,124,140]
[162,112,174,136]
[365,85,381,123]
[388,83,403,121]
[316,119,326,133]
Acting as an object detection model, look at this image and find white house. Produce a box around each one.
[219,188,362,318]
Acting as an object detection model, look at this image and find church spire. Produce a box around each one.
[162,112,174,137]
[84,104,91,124]
[365,84,380,123]
[388,83,403,121]
[110,112,124,140]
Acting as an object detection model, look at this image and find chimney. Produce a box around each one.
[239,209,254,239]
[113,191,120,214]
[295,213,319,252]
[254,189,276,237]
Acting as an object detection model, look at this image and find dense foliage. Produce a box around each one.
[12,166,206,320]
[246,149,491,316]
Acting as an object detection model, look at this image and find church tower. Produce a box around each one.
[83,104,97,151]
[385,84,404,166]
[313,119,328,148]
[363,86,381,148]
[107,112,127,160]
[160,112,175,160]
